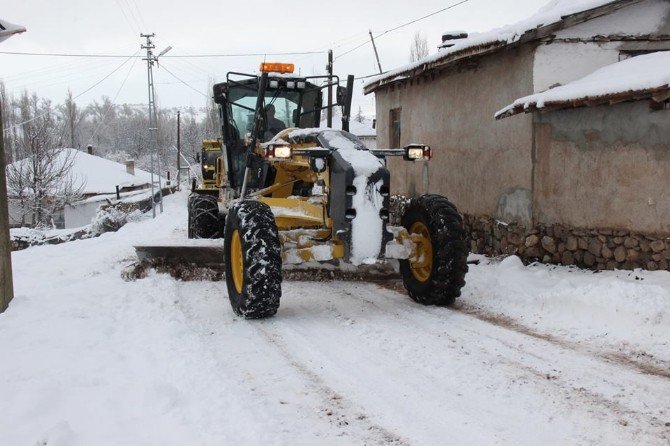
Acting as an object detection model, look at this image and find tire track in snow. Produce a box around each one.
[453,302,670,379]
[376,278,670,379]
[284,282,670,444]
[254,325,408,445]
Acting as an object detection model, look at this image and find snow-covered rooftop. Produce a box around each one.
[496,51,670,118]
[364,0,634,93]
[0,18,26,42]
[8,149,160,195]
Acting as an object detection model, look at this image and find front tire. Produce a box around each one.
[399,194,469,306]
[224,200,282,319]
[188,193,222,239]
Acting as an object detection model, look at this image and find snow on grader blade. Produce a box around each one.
[176,63,469,318]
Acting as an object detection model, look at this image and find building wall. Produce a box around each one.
[533,101,670,233]
[64,200,103,229]
[534,0,670,92]
[375,46,536,225]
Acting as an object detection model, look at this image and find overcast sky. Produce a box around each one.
[1,0,551,115]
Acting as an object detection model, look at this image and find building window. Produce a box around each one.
[619,50,661,61]
[390,107,401,148]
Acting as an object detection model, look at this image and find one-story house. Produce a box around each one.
[8,149,162,229]
[364,0,670,271]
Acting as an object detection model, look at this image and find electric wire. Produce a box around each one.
[159,62,210,99]
[88,53,140,142]
[334,0,470,60]
[3,51,140,134]
[0,50,325,58]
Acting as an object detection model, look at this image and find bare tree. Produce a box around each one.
[6,92,83,227]
[410,31,429,62]
[354,106,365,123]
[62,89,85,149]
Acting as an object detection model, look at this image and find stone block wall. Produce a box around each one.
[391,195,670,271]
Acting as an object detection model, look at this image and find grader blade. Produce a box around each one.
[134,239,223,266]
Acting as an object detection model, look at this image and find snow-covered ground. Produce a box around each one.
[1,191,669,445]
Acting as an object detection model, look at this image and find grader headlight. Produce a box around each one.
[264,144,292,159]
[274,146,292,158]
[405,144,432,160]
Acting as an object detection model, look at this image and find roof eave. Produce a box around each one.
[496,85,670,119]
[364,0,641,95]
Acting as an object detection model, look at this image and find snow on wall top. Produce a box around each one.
[495,50,670,118]
[364,0,634,93]
[8,149,161,195]
[0,18,26,43]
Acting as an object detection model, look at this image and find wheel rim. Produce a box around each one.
[230,229,244,294]
[409,221,433,282]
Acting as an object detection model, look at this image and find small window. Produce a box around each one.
[390,107,401,148]
[619,50,661,61]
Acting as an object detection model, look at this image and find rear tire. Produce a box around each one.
[224,200,282,319]
[188,194,222,239]
[399,194,469,306]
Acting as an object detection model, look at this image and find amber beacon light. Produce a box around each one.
[259,62,295,74]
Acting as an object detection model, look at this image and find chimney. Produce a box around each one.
[87,144,93,155]
[125,160,135,176]
[440,31,468,48]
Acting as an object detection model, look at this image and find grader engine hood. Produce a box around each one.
[317,131,392,265]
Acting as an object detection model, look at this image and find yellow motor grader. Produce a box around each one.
[188,62,469,318]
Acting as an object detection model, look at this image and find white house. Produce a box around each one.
[8,149,163,229]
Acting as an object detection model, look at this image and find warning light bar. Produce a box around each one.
[260,62,295,74]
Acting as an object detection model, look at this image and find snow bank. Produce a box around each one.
[496,50,670,117]
[3,190,670,444]
[464,255,670,362]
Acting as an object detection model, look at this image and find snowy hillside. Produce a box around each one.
[0,192,669,445]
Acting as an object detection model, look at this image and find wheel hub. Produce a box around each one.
[409,221,433,282]
[230,229,244,294]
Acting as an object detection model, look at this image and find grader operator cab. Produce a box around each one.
[187,62,469,318]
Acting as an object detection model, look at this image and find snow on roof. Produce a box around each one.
[8,149,160,195]
[364,0,634,93]
[0,18,26,42]
[495,51,670,118]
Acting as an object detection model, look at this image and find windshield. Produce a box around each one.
[227,81,320,142]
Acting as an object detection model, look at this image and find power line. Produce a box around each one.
[3,51,139,134]
[334,0,470,61]
[0,50,325,58]
[89,53,140,142]
[0,51,137,58]
[159,63,210,99]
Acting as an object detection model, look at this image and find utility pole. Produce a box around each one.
[141,33,170,217]
[0,103,14,313]
[327,49,333,128]
[0,19,25,314]
[176,110,181,191]
[369,30,383,74]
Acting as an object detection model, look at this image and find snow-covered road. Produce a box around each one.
[1,192,669,445]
